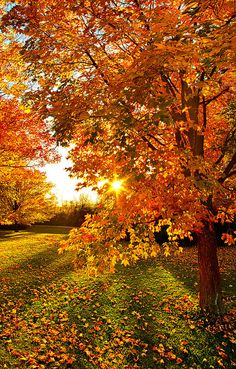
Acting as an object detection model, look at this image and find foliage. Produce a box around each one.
[0,168,57,225]
[0,97,58,168]
[0,94,59,226]
[1,1,235,236]
[1,0,236,313]
[0,226,235,368]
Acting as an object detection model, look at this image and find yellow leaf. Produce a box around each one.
[121,256,130,266]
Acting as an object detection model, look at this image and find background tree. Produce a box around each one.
[48,194,96,227]
[0,82,59,227]
[0,168,56,226]
[0,97,58,168]
[1,0,235,315]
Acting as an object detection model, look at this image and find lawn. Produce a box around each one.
[0,225,235,369]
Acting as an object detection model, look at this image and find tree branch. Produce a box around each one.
[202,95,207,129]
[215,153,225,166]
[0,164,34,168]
[218,152,236,184]
[84,50,110,85]
[209,66,217,78]
[147,133,165,146]
[141,136,158,151]
[215,127,236,165]
[161,72,177,98]
[202,87,230,106]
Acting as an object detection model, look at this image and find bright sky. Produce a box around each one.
[44,147,97,204]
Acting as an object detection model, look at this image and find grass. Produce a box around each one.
[0,225,235,369]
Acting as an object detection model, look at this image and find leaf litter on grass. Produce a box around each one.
[0,227,235,368]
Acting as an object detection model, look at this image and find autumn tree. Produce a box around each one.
[0,97,58,225]
[0,168,56,226]
[0,97,58,226]
[1,0,235,315]
[0,67,59,225]
[0,97,58,168]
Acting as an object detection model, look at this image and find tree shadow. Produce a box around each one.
[65,261,222,369]
[0,250,234,369]
[0,230,29,240]
[105,261,221,368]
[29,225,73,234]
[156,252,199,293]
[0,246,74,305]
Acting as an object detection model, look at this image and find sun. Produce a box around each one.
[111,180,123,191]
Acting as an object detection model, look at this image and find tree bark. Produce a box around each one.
[198,222,224,316]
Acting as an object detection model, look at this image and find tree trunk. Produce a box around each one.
[198,222,224,316]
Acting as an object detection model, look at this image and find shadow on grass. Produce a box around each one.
[0,231,29,240]
[158,256,199,293]
[29,225,73,234]
[0,225,71,241]
[0,250,235,368]
[63,262,223,369]
[64,275,163,368]
[0,245,74,305]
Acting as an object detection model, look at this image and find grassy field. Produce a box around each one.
[0,225,235,369]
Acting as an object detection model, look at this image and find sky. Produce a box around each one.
[44,147,97,204]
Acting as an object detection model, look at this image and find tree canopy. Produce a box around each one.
[1,0,235,313]
[0,168,56,225]
[0,98,57,167]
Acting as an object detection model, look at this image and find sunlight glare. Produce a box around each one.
[43,146,97,204]
[111,179,123,192]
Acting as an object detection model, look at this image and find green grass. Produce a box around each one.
[0,226,235,369]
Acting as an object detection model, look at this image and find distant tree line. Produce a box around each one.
[46,194,96,227]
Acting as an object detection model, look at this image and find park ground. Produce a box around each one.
[0,225,235,369]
